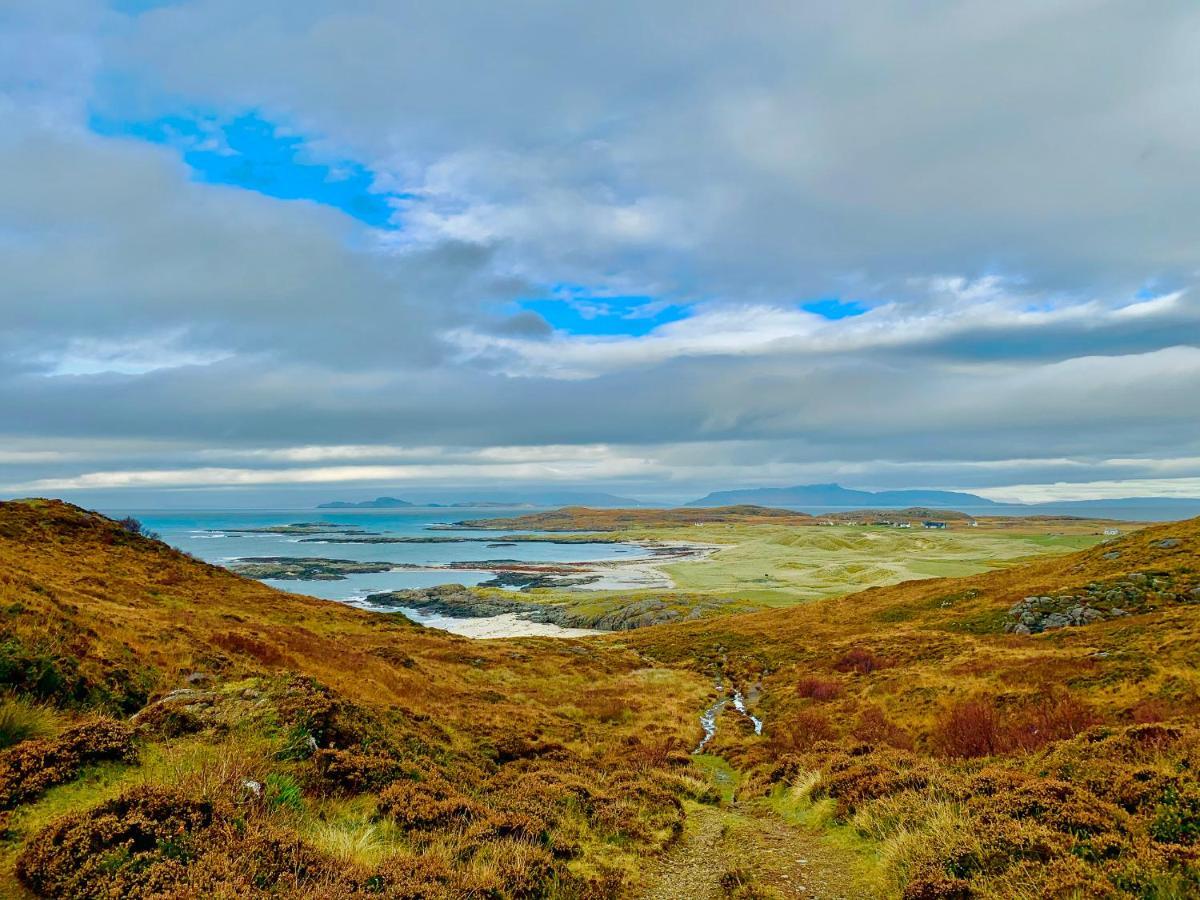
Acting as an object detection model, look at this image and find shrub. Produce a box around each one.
[935,698,1001,759]
[852,705,914,750]
[795,677,843,701]
[0,717,136,808]
[0,636,88,704]
[1005,693,1098,752]
[1151,785,1200,845]
[833,647,890,674]
[378,775,480,830]
[313,747,414,793]
[766,709,836,755]
[117,517,159,541]
[15,786,214,897]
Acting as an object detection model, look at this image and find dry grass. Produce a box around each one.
[620,515,1200,897]
[0,499,1197,897]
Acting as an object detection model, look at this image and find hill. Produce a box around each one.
[0,499,1198,897]
[621,515,1200,897]
[687,483,998,509]
[0,500,710,897]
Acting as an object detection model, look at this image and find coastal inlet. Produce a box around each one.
[124,508,715,637]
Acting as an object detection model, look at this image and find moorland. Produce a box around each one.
[0,498,1197,898]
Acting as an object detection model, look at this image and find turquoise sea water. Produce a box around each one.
[99,507,638,603]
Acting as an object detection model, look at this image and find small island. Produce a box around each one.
[317,497,414,509]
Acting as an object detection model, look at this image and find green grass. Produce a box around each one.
[658,525,1101,600]
[691,754,742,804]
[456,523,1107,628]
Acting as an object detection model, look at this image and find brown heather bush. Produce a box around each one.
[765,708,836,755]
[312,747,415,794]
[851,704,914,750]
[212,631,288,667]
[935,691,1100,759]
[810,746,936,818]
[833,647,891,674]
[794,676,843,701]
[16,786,216,897]
[0,716,135,808]
[934,698,1002,758]
[378,774,481,830]
[1001,689,1100,752]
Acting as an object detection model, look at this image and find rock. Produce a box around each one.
[1108,608,1127,616]
[1041,613,1071,630]
[1010,623,1032,635]
[242,779,263,797]
[1155,538,1181,549]
[1102,551,1121,560]
[186,672,213,685]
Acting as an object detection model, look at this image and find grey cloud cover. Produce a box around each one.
[1,0,1199,503]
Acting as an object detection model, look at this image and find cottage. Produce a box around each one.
[922,521,948,529]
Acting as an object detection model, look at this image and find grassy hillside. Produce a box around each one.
[619,517,1200,897]
[0,499,1197,898]
[0,500,712,898]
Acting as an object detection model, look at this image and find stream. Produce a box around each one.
[694,682,763,753]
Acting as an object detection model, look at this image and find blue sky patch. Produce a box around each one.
[89,110,398,227]
[801,298,869,320]
[517,289,690,336]
[111,0,180,13]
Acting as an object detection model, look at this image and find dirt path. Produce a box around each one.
[641,801,868,900]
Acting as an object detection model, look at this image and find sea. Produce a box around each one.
[99,506,636,607]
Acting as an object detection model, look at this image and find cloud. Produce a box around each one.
[0,2,1199,503]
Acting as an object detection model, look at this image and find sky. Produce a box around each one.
[2,1,1200,508]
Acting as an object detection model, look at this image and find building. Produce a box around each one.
[923,521,948,529]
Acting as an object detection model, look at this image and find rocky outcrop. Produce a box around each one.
[364,585,735,631]
[228,557,397,580]
[1005,571,1200,634]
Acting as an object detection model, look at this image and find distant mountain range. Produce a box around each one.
[686,483,998,509]
[318,492,645,509]
[684,483,1200,519]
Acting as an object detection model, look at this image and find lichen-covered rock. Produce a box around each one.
[1004,571,1199,634]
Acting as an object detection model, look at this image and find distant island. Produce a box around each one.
[687,483,997,509]
[318,491,645,509]
[317,497,414,509]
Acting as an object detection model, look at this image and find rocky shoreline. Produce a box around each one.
[228,540,716,590]
[364,584,724,631]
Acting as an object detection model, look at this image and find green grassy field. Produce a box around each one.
[645,523,1101,603]
[501,522,1110,624]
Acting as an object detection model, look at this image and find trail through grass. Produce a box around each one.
[640,756,876,899]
